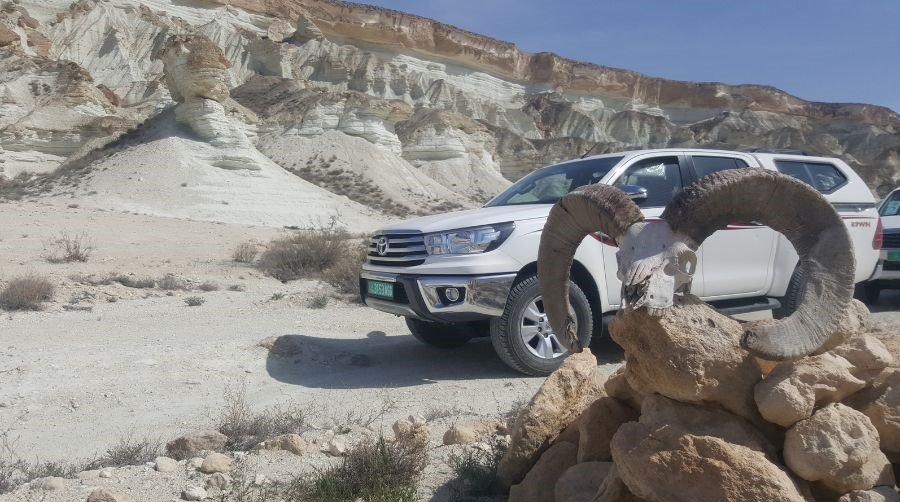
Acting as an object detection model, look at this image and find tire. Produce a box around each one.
[490,273,593,376]
[773,267,803,320]
[405,317,472,349]
[855,281,881,305]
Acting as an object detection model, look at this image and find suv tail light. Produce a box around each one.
[873,218,884,250]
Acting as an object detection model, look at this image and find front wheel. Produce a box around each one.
[490,274,593,376]
[405,317,472,349]
[854,281,880,305]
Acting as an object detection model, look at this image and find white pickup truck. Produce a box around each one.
[360,149,882,375]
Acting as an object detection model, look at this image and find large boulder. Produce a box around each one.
[604,366,644,410]
[830,334,894,380]
[755,353,866,427]
[611,421,810,502]
[638,394,777,459]
[499,350,605,486]
[593,464,646,502]
[554,461,612,502]
[609,298,763,422]
[784,403,894,493]
[838,487,900,502]
[443,418,503,445]
[508,441,578,502]
[165,430,228,460]
[846,369,900,460]
[577,397,638,462]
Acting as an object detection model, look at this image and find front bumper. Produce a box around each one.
[870,248,900,282]
[359,270,516,323]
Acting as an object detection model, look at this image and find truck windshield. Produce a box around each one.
[486,156,624,207]
[881,191,900,216]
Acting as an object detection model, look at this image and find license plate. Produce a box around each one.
[889,251,900,262]
[367,280,394,299]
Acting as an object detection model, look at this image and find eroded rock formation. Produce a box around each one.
[2,0,899,225]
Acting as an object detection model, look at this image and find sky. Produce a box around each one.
[359,0,900,113]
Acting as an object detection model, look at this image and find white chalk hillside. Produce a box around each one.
[73,132,384,231]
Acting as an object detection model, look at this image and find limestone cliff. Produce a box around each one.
[2,0,898,225]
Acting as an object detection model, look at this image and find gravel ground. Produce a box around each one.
[0,201,896,501]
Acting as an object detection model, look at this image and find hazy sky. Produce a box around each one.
[359,1,900,113]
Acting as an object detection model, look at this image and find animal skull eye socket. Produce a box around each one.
[677,251,698,275]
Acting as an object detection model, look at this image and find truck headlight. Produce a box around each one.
[424,223,515,255]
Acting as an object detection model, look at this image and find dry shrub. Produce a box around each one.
[157,274,184,291]
[84,436,161,470]
[322,244,367,296]
[446,434,508,498]
[0,434,159,494]
[232,242,259,264]
[257,221,350,282]
[115,275,155,289]
[199,281,220,292]
[290,436,427,502]
[0,275,54,311]
[307,294,329,309]
[45,232,94,263]
[217,386,309,452]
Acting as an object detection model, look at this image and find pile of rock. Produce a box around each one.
[502,298,899,502]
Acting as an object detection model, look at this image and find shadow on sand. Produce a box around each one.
[264,329,624,390]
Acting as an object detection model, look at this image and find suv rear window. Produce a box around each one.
[775,160,847,193]
[691,156,749,178]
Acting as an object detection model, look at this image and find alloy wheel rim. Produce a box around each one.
[519,295,568,360]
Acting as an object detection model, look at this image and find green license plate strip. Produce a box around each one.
[889,251,900,262]
[367,280,394,299]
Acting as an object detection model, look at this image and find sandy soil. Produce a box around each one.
[0,201,622,501]
[1,201,897,501]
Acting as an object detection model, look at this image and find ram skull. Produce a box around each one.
[537,169,855,362]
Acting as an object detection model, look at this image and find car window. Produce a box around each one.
[692,156,749,178]
[485,156,623,207]
[614,156,682,207]
[775,160,848,193]
[881,192,900,217]
[504,172,572,205]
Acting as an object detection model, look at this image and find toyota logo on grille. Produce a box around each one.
[376,236,390,256]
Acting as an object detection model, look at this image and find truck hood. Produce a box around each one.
[377,204,551,234]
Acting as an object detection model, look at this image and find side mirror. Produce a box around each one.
[617,184,648,201]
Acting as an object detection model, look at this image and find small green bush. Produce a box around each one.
[289,436,426,502]
[185,296,205,307]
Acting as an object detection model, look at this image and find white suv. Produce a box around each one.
[360,149,882,375]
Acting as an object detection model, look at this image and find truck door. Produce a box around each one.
[687,154,777,298]
[602,154,704,306]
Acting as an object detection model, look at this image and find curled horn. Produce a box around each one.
[662,169,855,361]
[538,184,644,353]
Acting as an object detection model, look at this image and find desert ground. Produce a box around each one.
[1,200,898,501]
[0,201,623,500]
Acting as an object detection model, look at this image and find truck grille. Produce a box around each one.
[883,232,900,249]
[367,233,427,266]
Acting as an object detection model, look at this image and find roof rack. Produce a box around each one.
[747,148,810,156]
